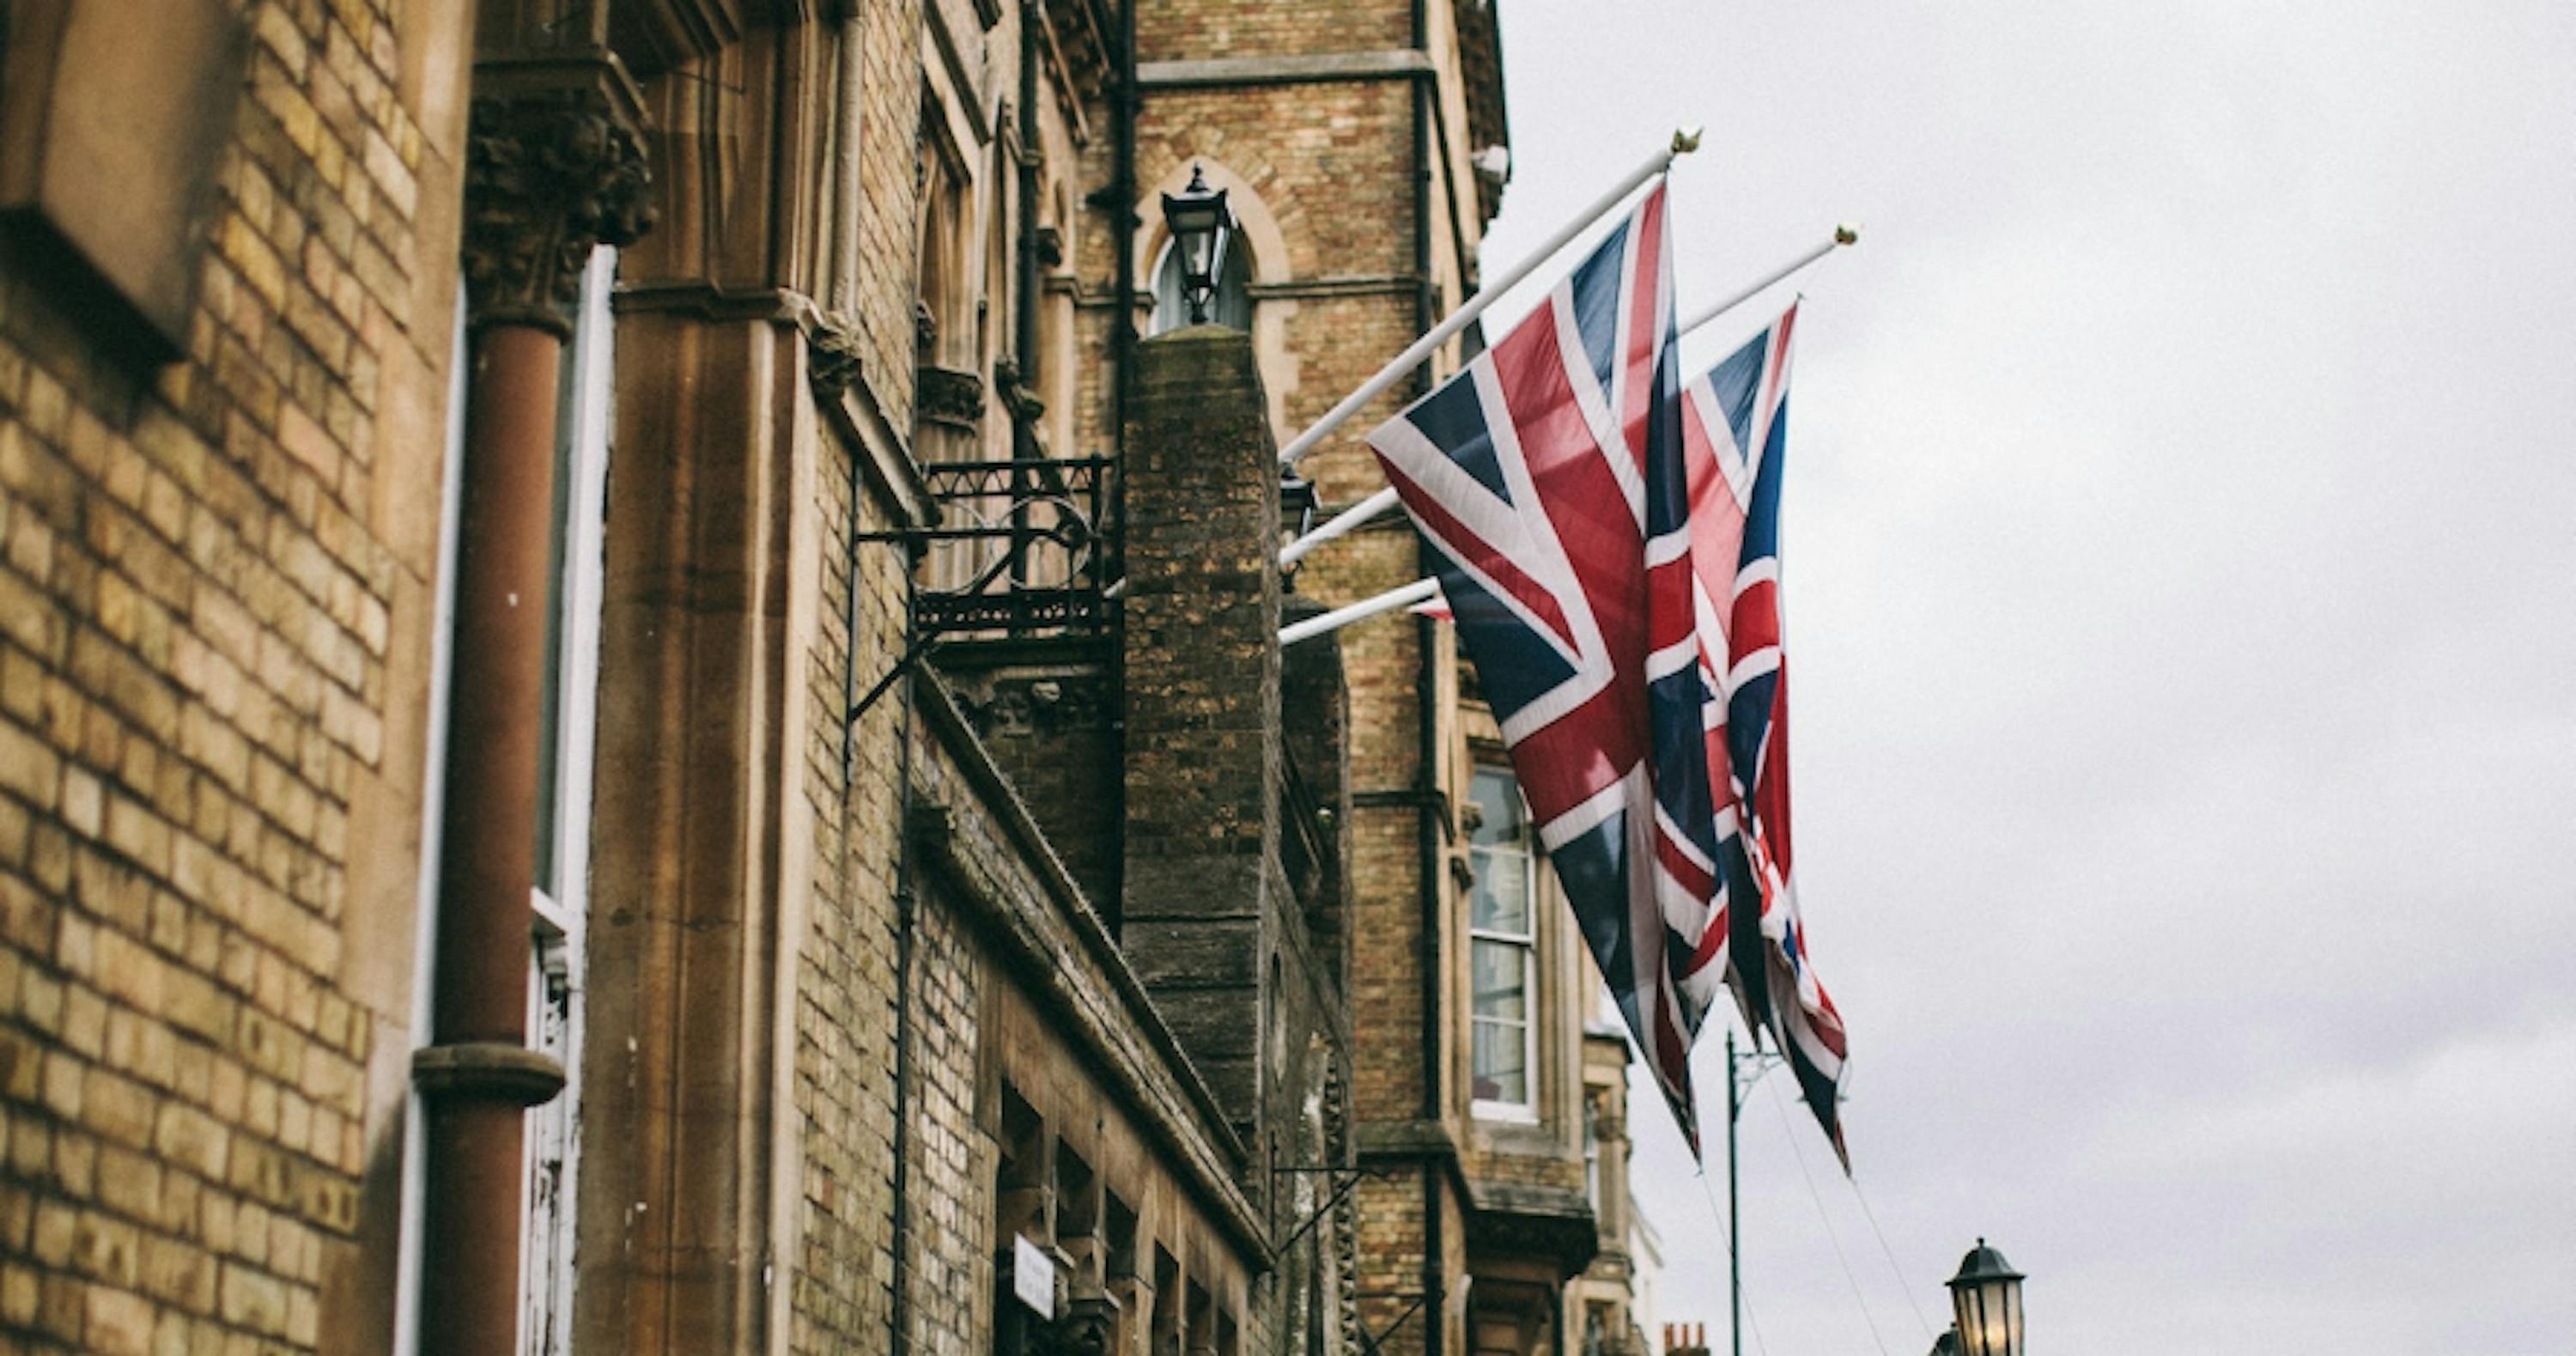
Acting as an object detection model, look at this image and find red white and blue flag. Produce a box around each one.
[1366,184,1732,1151]
[1681,303,1850,1167]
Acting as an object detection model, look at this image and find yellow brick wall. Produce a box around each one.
[0,3,471,1353]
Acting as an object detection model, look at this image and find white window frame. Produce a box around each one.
[518,245,616,1356]
[1467,764,1540,1122]
[1583,1101,1601,1210]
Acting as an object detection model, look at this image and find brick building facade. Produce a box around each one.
[0,2,1653,1354]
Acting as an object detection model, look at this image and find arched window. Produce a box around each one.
[1148,234,1253,334]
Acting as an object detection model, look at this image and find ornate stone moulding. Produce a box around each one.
[462,51,656,335]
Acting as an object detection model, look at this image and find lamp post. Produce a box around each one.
[1159,163,1235,325]
[1945,1239,2026,1356]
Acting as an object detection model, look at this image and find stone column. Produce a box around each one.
[414,74,650,1356]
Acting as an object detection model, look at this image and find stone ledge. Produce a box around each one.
[412,1042,566,1106]
[1138,49,1433,89]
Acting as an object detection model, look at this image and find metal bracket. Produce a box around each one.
[848,635,940,727]
[1353,1291,1428,1356]
[1269,1164,1382,1254]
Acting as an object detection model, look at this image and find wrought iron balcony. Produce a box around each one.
[915,456,1118,642]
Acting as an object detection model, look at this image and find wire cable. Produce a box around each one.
[1763,1076,1893,1356]
[1692,1165,1773,1356]
[1847,1169,1939,1342]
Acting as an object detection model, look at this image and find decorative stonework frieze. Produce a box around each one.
[918,362,987,430]
[969,672,1112,737]
[463,84,655,335]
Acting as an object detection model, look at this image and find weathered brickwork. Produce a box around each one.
[0,2,469,1353]
[796,5,927,1353]
[1138,0,1413,64]
[1078,0,1645,1351]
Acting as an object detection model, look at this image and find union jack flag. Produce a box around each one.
[1682,303,1850,1167]
[1367,184,1730,1151]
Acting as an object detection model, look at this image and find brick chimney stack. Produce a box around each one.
[1117,326,1288,1141]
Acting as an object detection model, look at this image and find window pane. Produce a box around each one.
[1470,846,1530,934]
[1471,938,1528,1022]
[1472,1017,1527,1104]
[1468,767,1525,847]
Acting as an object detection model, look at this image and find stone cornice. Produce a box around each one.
[1137,49,1434,90]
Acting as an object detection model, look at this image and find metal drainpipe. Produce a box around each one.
[1017,0,1043,393]
[415,317,568,1356]
[1410,7,1446,1356]
[1009,1,1047,592]
[835,3,868,314]
[1106,0,1137,937]
[1423,1155,1446,1356]
[889,562,923,1355]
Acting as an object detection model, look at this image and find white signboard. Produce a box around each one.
[1013,1234,1056,1317]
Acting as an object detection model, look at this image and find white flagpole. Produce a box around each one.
[1674,223,1858,337]
[1275,224,1860,567]
[1279,577,1442,647]
[1279,485,1400,569]
[1274,129,1704,471]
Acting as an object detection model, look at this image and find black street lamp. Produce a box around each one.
[1945,1239,2026,1356]
[1160,164,1235,325]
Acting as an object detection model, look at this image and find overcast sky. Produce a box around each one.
[1469,3,2576,1353]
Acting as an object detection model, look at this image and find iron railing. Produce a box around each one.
[915,456,1117,641]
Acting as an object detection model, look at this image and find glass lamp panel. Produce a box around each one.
[1471,939,1528,1020]
[1171,213,1218,281]
[1953,1280,2015,1356]
[1950,1289,1982,1356]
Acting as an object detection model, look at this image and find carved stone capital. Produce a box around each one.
[463,82,655,336]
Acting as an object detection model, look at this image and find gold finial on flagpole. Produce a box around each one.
[1672,127,1705,155]
[1835,222,1862,246]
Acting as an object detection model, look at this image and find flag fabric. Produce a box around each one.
[1365,182,1733,1152]
[1679,303,1851,1168]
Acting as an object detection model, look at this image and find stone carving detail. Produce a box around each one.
[993,356,1047,426]
[810,325,866,398]
[917,363,987,431]
[463,85,655,334]
[968,673,1110,738]
[1039,1298,1119,1356]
